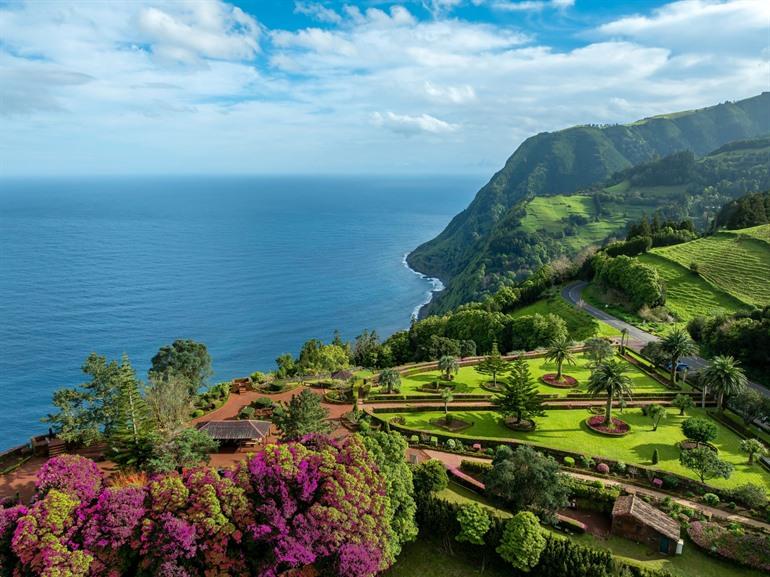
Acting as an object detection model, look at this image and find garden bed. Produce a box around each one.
[541,373,578,388]
[679,440,718,453]
[503,417,536,432]
[480,381,504,393]
[430,416,473,432]
[585,415,630,436]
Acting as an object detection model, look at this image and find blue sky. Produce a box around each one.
[1,0,768,175]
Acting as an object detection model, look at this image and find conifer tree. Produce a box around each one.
[495,358,544,424]
[475,341,509,387]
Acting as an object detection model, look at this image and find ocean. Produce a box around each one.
[0,175,481,448]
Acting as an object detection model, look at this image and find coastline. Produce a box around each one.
[402,252,444,320]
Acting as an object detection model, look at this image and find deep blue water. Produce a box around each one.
[0,175,480,448]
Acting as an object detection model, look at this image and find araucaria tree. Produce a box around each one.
[272,389,333,440]
[544,336,575,381]
[495,358,544,425]
[660,328,697,386]
[475,342,508,387]
[378,368,401,394]
[586,360,633,426]
[438,355,459,381]
[680,446,734,484]
[701,355,748,411]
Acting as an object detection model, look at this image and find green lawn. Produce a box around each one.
[737,223,770,245]
[638,253,749,322]
[652,230,770,308]
[510,294,621,340]
[388,407,770,490]
[398,355,670,398]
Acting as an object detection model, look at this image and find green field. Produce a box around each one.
[387,407,770,490]
[397,355,669,398]
[637,253,750,322]
[652,228,770,307]
[510,294,620,340]
[519,194,645,252]
[734,223,770,245]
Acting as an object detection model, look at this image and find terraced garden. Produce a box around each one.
[652,228,770,307]
[384,407,770,490]
[396,355,670,397]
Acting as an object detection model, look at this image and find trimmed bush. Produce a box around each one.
[563,456,575,467]
[702,493,720,507]
[596,463,610,475]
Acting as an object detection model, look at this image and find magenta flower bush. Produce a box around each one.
[0,436,391,577]
[688,520,770,571]
[36,454,103,502]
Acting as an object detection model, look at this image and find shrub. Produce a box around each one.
[191,409,204,418]
[702,493,720,506]
[430,436,438,446]
[563,456,576,467]
[413,459,449,494]
[496,512,546,571]
[239,406,256,419]
[652,478,663,489]
[613,461,626,475]
[730,483,768,510]
[578,455,595,469]
[652,448,660,464]
[446,439,457,450]
[409,435,419,445]
[662,475,679,490]
[484,448,495,456]
[596,463,610,475]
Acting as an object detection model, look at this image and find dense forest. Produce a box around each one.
[408,93,770,315]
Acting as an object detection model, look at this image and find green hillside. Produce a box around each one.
[652,227,770,307]
[408,93,770,315]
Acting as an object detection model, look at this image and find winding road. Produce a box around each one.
[562,281,768,398]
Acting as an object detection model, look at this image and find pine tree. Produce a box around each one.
[495,358,544,424]
[109,355,157,470]
[474,341,509,387]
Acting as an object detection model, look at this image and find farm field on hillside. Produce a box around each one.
[637,253,749,322]
[509,294,620,340]
[387,407,770,490]
[733,223,770,245]
[398,355,669,397]
[519,195,645,252]
[653,231,770,307]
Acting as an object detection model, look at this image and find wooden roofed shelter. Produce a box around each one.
[611,495,682,555]
[197,420,271,450]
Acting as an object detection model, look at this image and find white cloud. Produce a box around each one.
[493,0,574,11]
[293,2,342,24]
[0,0,767,175]
[372,111,459,134]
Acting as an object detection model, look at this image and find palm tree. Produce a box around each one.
[660,328,697,385]
[378,368,401,394]
[586,359,633,426]
[544,336,575,381]
[441,387,454,420]
[701,355,748,411]
[438,355,459,381]
[740,438,767,465]
[648,404,666,431]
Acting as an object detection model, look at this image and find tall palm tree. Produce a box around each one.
[378,368,401,394]
[544,336,575,381]
[438,355,459,381]
[701,355,747,411]
[660,328,697,385]
[586,359,633,426]
[619,328,629,354]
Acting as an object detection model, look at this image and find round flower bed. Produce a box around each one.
[586,415,630,436]
[541,373,578,388]
[503,417,536,432]
[430,416,473,432]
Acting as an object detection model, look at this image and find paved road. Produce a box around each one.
[562,281,767,398]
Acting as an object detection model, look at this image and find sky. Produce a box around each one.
[0,0,768,176]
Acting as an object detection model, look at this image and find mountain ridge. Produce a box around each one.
[409,93,770,315]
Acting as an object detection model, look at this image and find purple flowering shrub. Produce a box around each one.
[1,437,391,577]
[688,521,770,571]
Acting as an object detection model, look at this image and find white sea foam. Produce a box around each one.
[403,252,445,320]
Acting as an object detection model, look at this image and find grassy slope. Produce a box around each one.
[519,194,646,252]
[637,253,750,321]
[509,294,620,339]
[389,407,770,490]
[398,355,668,398]
[738,224,770,244]
[652,228,770,307]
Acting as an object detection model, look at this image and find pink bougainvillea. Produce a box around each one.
[36,454,103,502]
[1,435,391,577]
